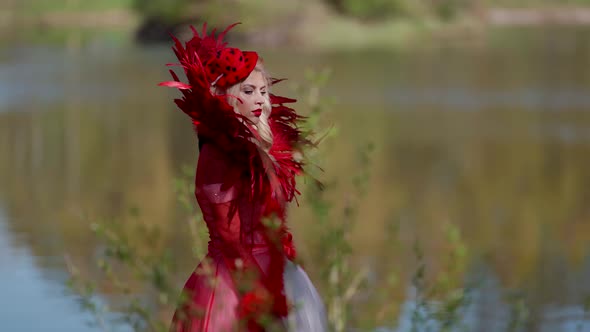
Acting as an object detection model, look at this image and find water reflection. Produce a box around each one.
[0,205,103,331]
[1,27,590,330]
[393,259,590,331]
[385,87,590,112]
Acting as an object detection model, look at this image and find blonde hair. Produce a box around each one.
[222,61,274,152]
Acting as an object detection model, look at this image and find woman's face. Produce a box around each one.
[235,70,267,125]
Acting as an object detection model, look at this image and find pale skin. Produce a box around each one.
[235,71,267,125]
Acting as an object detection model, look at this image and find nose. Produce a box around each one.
[255,93,265,106]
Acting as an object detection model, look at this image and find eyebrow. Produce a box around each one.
[242,84,266,89]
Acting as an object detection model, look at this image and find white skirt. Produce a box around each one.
[283,261,328,332]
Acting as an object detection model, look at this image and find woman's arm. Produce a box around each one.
[195,144,261,270]
[208,201,249,264]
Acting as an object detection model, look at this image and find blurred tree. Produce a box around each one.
[428,0,468,20]
[132,0,197,22]
[132,0,205,43]
[323,0,473,21]
[324,0,412,21]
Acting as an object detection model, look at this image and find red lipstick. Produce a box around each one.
[252,109,262,117]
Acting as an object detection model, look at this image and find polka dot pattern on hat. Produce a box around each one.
[205,48,258,88]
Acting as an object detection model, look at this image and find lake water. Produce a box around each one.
[1,26,590,331]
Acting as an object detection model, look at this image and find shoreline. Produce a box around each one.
[2,7,590,49]
[13,7,590,27]
[485,7,590,26]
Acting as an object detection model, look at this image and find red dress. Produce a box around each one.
[170,143,279,331]
[170,143,327,332]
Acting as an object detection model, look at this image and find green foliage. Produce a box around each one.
[17,0,134,14]
[65,166,210,332]
[325,0,412,21]
[410,224,472,332]
[505,291,530,332]
[173,164,209,258]
[428,0,467,20]
[323,0,471,21]
[295,67,377,331]
[131,0,195,21]
[66,212,180,332]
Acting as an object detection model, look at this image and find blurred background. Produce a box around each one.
[2,0,590,331]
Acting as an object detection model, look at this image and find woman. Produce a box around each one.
[159,23,327,332]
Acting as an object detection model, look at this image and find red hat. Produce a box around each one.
[204,47,259,89]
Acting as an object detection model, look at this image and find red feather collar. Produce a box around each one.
[158,23,312,221]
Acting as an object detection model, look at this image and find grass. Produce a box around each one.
[15,0,134,15]
[301,14,443,51]
[487,0,590,7]
[0,0,138,46]
[13,27,133,45]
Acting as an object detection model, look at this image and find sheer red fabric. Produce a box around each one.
[170,144,289,332]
